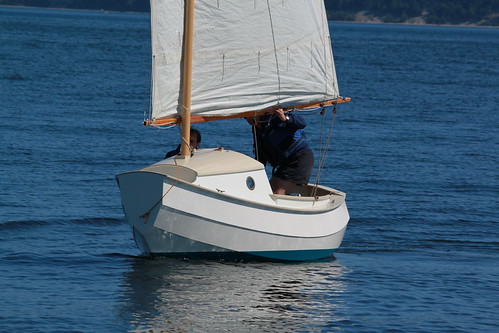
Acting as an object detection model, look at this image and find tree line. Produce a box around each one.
[324,0,499,26]
[0,0,149,12]
[1,0,498,26]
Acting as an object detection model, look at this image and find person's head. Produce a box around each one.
[190,128,201,149]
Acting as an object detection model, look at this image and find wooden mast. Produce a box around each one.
[179,0,195,157]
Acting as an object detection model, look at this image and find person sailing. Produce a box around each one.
[164,128,202,158]
[247,108,314,195]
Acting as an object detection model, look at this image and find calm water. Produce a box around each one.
[1,6,498,332]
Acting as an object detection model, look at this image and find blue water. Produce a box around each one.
[1,6,498,332]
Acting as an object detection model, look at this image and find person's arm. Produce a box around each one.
[275,109,306,129]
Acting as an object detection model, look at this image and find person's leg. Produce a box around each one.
[271,150,314,195]
[270,176,297,195]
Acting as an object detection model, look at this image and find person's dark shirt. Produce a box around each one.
[165,144,180,159]
[254,114,310,167]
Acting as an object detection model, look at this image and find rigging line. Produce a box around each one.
[178,113,194,155]
[251,116,260,162]
[297,107,326,116]
[141,158,181,224]
[313,106,337,197]
[266,0,281,103]
[315,106,326,185]
[312,107,326,197]
[322,107,337,172]
[151,123,177,130]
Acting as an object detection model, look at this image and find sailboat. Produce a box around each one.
[116,0,351,261]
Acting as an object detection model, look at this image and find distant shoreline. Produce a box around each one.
[333,19,498,29]
[0,4,146,14]
[2,5,497,29]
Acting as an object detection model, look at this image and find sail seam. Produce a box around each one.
[266,0,281,105]
[222,54,225,81]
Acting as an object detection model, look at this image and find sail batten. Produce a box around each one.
[149,0,340,124]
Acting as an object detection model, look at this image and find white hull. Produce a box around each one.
[116,149,349,261]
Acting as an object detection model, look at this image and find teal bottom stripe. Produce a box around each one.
[246,249,337,261]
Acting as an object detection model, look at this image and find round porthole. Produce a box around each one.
[246,176,255,190]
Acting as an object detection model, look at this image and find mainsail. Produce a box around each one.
[149,0,340,125]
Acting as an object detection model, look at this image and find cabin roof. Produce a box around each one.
[141,148,264,182]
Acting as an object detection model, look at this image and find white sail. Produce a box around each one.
[150,0,339,121]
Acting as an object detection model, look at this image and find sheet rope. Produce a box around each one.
[140,158,181,224]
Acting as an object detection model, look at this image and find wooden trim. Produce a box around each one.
[179,0,195,156]
[144,97,351,127]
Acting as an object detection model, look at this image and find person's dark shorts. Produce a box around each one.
[274,149,314,185]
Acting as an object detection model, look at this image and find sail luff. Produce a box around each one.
[179,0,195,157]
